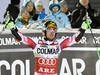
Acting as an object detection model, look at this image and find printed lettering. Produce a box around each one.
[37,47,59,54]
[0,38,20,46]
[60,58,85,75]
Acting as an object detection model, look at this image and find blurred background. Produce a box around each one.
[0,0,100,23]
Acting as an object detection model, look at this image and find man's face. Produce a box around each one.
[52,6,59,13]
[46,27,57,41]
[80,0,89,7]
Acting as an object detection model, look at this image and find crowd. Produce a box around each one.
[3,0,100,29]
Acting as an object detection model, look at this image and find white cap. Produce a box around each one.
[35,0,43,7]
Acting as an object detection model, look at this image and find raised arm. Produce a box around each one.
[60,19,91,50]
[8,22,37,49]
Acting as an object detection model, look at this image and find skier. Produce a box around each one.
[6,16,91,75]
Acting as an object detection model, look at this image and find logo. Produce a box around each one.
[58,17,61,20]
[38,58,56,65]
[37,47,59,54]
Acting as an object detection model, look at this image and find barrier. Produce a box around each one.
[0,29,100,75]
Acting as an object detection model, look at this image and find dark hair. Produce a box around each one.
[25,1,36,16]
[11,0,20,5]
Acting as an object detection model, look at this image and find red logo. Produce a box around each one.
[38,58,56,65]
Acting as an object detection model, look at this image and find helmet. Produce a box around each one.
[45,21,57,29]
[42,20,57,40]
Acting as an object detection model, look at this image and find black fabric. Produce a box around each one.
[32,14,38,21]
[11,0,20,5]
[75,28,85,41]
[71,3,86,28]
[3,4,20,22]
[11,27,22,41]
[65,10,72,21]
[71,3,100,28]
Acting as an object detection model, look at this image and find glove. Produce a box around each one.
[8,21,15,29]
[81,21,88,30]
[86,18,92,25]
[4,11,14,29]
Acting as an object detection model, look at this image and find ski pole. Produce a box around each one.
[86,20,100,59]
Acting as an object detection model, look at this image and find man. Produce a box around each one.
[71,0,100,28]
[6,16,91,75]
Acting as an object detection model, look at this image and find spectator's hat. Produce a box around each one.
[25,1,34,6]
[60,0,68,8]
[49,0,60,10]
[21,6,29,15]
[35,0,43,7]
[11,0,20,5]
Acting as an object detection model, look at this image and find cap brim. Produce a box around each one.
[47,26,57,29]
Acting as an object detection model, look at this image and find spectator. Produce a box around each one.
[60,0,72,21]
[3,0,20,22]
[45,0,71,29]
[25,0,38,21]
[15,6,34,28]
[71,0,100,28]
[35,0,47,20]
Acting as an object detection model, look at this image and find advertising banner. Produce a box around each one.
[58,50,99,75]
[0,32,100,49]
[0,49,99,75]
[0,51,34,75]
[0,30,100,75]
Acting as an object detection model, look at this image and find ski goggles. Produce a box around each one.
[46,29,57,33]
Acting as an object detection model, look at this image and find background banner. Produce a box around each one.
[0,31,100,49]
[0,30,100,75]
[0,51,34,75]
[0,49,99,75]
[58,50,99,75]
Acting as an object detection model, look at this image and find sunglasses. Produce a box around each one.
[46,29,57,33]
